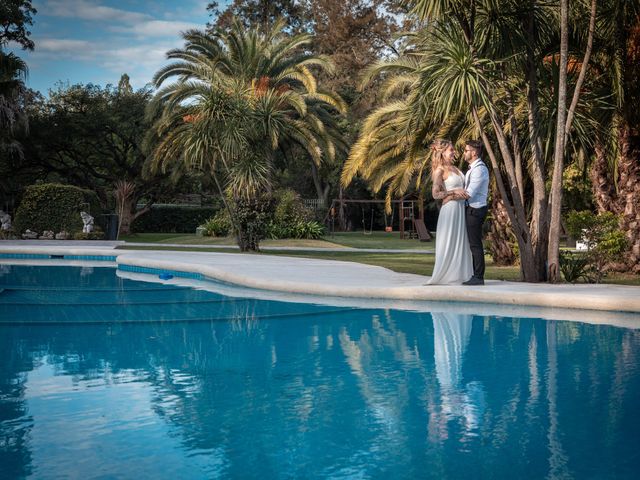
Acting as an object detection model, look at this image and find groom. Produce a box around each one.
[462,140,489,286]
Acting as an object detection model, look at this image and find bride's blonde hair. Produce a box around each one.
[430,139,453,174]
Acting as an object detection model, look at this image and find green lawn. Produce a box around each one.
[120,231,430,250]
[120,232,343,248]
[323,231,432,249]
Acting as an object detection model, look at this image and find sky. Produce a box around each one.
[9,0,219,95]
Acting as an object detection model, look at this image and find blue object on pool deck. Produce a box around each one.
[1,264,640,479]
[159,273,174,280]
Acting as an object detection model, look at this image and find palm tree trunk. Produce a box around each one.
[546,0,569,283]
[616,123,640,273]
[525,0,549,282]
[487,186,517,265]
[590,141,617,213]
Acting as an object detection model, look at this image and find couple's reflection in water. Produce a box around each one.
[431,312,485,444]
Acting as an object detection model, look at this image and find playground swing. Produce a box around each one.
[361,204,374,235]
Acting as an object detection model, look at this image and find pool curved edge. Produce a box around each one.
[113,254,640,314]
[2,244,640,314]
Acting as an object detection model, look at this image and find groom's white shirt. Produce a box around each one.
[464,158,489,208]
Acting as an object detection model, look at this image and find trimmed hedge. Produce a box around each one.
[13,183,102,235]
[131,205,218,233]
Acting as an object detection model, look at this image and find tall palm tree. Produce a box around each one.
[589,2,640,273]
[148,19,347,250]
[0,50,28,157]
[0,49,29,203]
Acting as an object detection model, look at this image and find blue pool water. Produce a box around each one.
[1,265,640,479]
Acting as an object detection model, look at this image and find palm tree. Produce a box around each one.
[0,49,29,205]
[0,50,28,158]
[344,0,599,281]
[588,2,640,273]
[148,19,347,251]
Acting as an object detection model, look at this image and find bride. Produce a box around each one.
[426,139,473,285]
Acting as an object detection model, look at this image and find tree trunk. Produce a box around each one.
[525,0,549,282]
[546,0,569,283]
[117,197,140,236]
[616,123,640,273]
[473,108,540,281]
[590,141,617,213]
[487,187,518,266]
[311,162,331,207]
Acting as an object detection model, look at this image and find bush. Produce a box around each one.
[73,228,105,240]
[200,210,232,237]
[131,205,217,233]
[13,183,102,235]
[290,220,325,239]
[266,189,322,239]
[234,195,274,251]
[563,210,628,282]
[559,251,592,283]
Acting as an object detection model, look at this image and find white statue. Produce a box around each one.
[80,211,94,233]
[0,210,11,231]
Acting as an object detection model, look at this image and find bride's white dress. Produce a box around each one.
[427,173,473,285]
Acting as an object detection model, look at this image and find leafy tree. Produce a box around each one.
[148,20,346,250]
[24,78,181,235]
[207,0,305,32]
[0,0,37,50]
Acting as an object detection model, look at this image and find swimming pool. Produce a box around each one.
[1,265,639,479]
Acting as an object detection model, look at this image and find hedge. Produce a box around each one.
[131,205,218,233]
[13,183,102,235]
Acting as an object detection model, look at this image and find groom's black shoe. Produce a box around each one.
[462,277,484,286]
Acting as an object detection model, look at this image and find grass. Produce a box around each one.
[323,231,433,250]
[120,232,345,249]
[120,231,430,250]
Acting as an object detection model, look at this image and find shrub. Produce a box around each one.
[266,189,321,239]
[563,210,628,282]
[131,205,217,233]
[290,220,325,239]
[73,228,105,240]
[559,251,592,283]
[13,183,102,235]
[233,195,274,251]
[200,210,232,237]
[273,189,312,225]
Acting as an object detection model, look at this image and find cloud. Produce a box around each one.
[37,38,94,52]
[30,35,177,88]
[44,0,152,23]
[25,0,210,92]
[111,20,202,38]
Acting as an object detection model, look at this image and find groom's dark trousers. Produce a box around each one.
[466,205,488,280]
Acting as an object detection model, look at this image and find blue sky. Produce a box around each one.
[9,0,218,94]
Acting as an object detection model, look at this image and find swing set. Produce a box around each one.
[325,198,430,240]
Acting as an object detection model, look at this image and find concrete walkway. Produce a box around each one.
[2,241,640,319]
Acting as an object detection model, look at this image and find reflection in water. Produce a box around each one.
[432,312,485,443]
[1,266,640,479]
